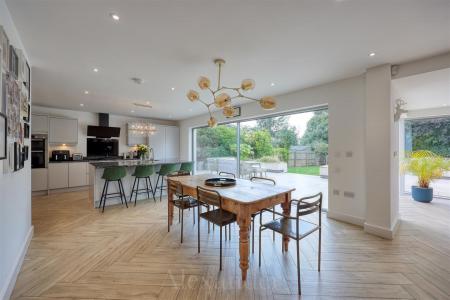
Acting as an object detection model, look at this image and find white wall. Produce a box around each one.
[0,1,32,299]
[32,105,177,157]
[179,75,367,225]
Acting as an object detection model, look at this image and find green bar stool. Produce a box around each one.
[130,165,156,205]
[154,163,181,201]
[178,162,193,175]
[98,166,128,213]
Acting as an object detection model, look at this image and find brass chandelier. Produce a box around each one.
[186,59,277,127]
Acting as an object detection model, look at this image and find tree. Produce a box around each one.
[300,111,328,146]
[256,116,290,136]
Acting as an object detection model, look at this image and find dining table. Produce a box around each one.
[167,174,295,281]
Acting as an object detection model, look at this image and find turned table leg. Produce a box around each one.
[167,181,174,226]
[281,192,291,251]
[237,212,251,281]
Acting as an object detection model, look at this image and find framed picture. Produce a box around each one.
[0,26,9,70]
[25,61,30,98]
[0,112,6,160]
[1,71,6,114]
[9,45,18,79]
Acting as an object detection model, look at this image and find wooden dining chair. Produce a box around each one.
[196,186,237,271]
[258,192,322,295]
[250,176,276,253]
[167,180,200,243]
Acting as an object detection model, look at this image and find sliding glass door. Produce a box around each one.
[192,108,329,209]
[193,123,238,175]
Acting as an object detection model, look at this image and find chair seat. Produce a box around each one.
[261,218,319,240]
[173,197,199,209]
[200,209,236,226]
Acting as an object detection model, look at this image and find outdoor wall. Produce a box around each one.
[0,1,32,299]
[32,105,177,157]
[179,75,367,226]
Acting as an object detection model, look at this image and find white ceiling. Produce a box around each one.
[6,0,450,120]
[392,68,450,110]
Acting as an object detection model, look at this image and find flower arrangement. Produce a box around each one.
[136,144,149,159]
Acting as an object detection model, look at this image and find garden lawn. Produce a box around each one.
[288,166,320,176]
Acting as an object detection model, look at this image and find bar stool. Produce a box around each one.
[178,162,193,175]
[98,166,128,213]
[130,165,156,205]
[154,163,181,201]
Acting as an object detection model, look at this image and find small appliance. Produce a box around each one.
[52,150,70,161]
[72,153,83,161]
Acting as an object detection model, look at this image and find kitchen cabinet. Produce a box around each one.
[32,168,48,191]
[31,114,48,134]
[164,126,180,160]
[48,163,69,189]
[68,162,88,187]
[148,125,179,161]
[49,117,78,144]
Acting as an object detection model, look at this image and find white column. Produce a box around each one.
[364,64,400,239]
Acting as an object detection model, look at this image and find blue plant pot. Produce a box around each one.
[411,186,433,203]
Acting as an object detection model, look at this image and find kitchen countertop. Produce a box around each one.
[89,159,191,168]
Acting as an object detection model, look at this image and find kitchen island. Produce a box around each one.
[88,159,190,208]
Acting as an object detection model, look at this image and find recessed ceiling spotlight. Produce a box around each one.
[168,114,173,118]
[93,68,99,72]
[130,110,135,113]
[188,108,193,112]
[80,103,84,107]
[110,13,120,21]
[369,52,376,57]
[171,87,175,91]
[270,82,275,87]
[84,90,89,94]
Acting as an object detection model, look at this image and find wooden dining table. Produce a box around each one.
[167,174,295,281]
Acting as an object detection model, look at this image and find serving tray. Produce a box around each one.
[204,177,236,187]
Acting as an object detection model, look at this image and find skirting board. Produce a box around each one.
[327,210,365,227]
[0,226,34,300]
[364,218,400,240]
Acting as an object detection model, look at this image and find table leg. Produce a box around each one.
[281,193,291,251]
[168,182,174,226]
[237,211,251,281]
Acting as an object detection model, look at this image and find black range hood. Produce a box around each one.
[87,113,120,138]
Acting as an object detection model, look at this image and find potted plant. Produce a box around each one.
[402,150,450,203]
[136,144,149,160]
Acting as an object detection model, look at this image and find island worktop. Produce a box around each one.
[89,159,190,168]
[88,159,192,208]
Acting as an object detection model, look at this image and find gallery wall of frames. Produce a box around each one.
[0,25,31,172]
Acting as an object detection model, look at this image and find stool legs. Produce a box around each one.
[99,180,127,213]
[130,176,156,204]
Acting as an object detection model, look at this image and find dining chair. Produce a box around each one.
[250,176,276,253]
[258,192,322,295]
[197,186,236,271]
[168,179,199,243]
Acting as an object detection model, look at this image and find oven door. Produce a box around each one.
[31,151,45,168]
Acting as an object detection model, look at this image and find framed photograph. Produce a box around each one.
[24,122,29,139]
[25,61,30,98]
[0,26,9,70]
[1,71,6,114]
[9,45,18,79]
[0,112,6,160]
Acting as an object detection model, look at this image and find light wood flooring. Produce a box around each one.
[10,191,450,299]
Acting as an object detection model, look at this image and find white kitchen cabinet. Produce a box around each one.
[164,126,180,160]
[31,114,48,134]
[68,162,88,187]
[149,125,166,160]
[32,168,48,191]
[49,117,78,144]
[48,163,69,189]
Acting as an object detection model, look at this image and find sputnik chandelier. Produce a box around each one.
[186,58,277,127]
[128,122,157,135]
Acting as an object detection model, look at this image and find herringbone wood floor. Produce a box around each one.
[11,191,450,299]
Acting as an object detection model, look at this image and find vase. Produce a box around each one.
[411,186,433,203]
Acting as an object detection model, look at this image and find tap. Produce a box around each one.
[149,147,154,161]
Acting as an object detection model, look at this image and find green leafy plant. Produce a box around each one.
[258,156,280,163]
[136,144,149,157]
[402,150,450,188]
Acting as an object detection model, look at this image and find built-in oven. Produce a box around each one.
[31,135,47,169]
